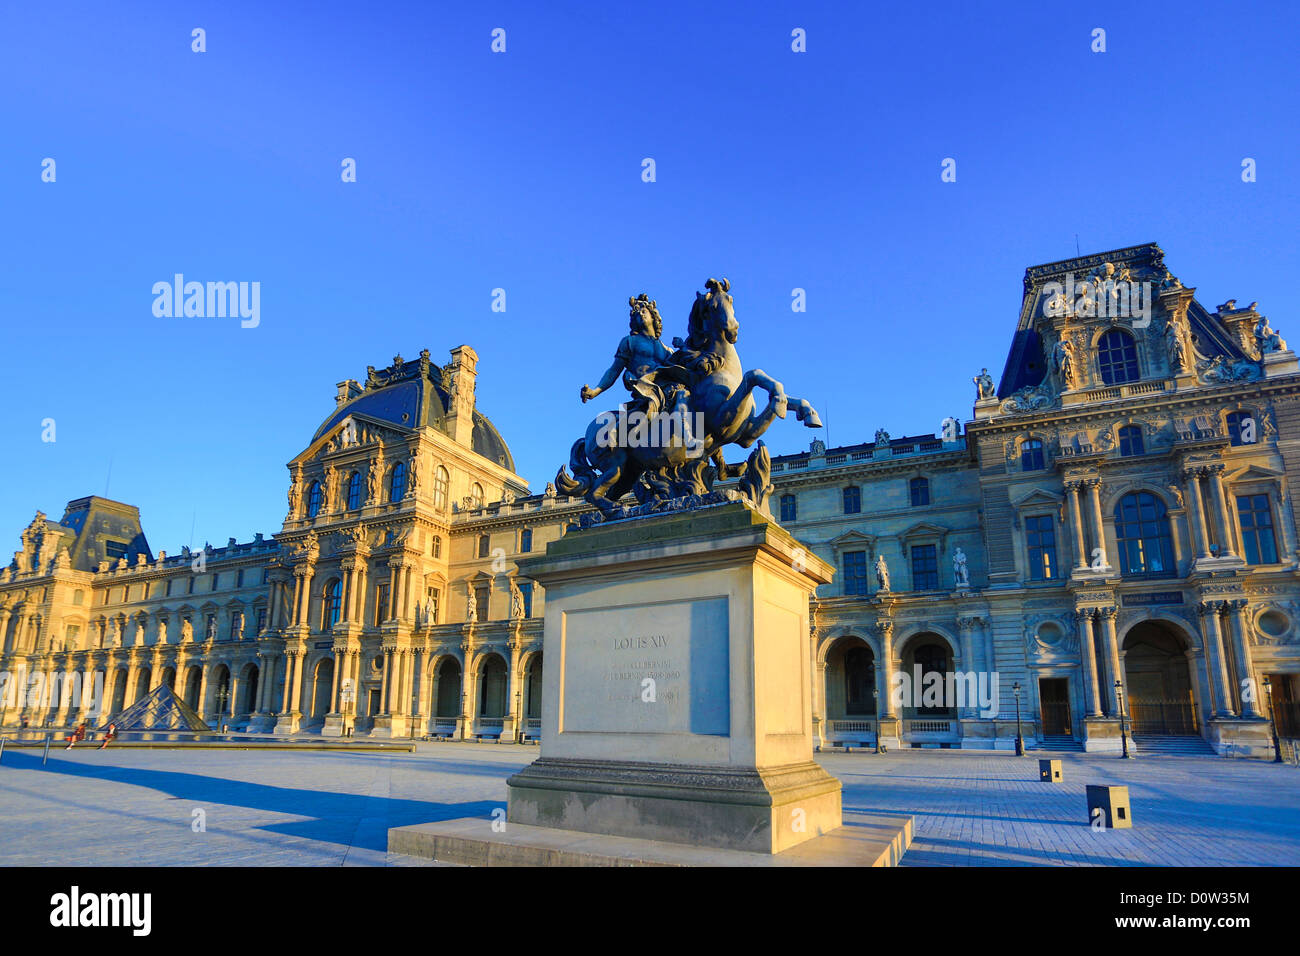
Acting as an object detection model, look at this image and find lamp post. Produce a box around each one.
[1115,679,1131,758]
[514,689,523,744]
[873,687,883,754]
[1013,682,1024,756]
[1263,675,1283,764]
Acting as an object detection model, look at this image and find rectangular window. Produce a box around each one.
[520,528,533,553]
[236,569,245,588]
[475,586,491,620]
[843,551,868,596]
[65,624,80,649]
[104,540,129,562]
[843,487,861,514]
[165,579,174,597]
[375,582,390,625]
[1237,494,1278,565]
[1025,515,1058,581]
[520,582,534,617]
[256,608,267,634]
[911,544,939,591]
[780,495,797,523]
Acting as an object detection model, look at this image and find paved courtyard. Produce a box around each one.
[0,743,1297,866]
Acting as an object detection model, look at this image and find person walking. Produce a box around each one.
[98,722,118,750]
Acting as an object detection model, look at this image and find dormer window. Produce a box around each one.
[1021,439,1046,471]
[306,482,323,517]
[1097,329,1139,385]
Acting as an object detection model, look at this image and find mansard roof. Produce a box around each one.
[998,242,1249,397]
[310,349,515,471]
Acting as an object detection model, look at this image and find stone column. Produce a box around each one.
[197,664,211,720]
[956,618,977,718]
[295,565,316,627]
[1204,464,1237,557]
[1064,481,1089,570]
[1226,599,1262,718]
[874,620,895,718]
[461,651,479,739]
[1076,609,1101,717]
[339,562,353,625]
[417,649,433,720]
[1084,478,1107,567]
[1182,467,1211,559]
[289,652,304,713]
[329,651,343,713]
[280,653,296,712]
[387,562,401,623]
[1098,607,1122,715]
[1198,600,1235,717]
[0,607,13,654]
[380,648,393,714]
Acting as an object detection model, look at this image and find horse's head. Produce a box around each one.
[688,277,738,345]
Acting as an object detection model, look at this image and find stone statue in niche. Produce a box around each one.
[953,547,970,588]
[466,588,478,624]
[874,554,891,592]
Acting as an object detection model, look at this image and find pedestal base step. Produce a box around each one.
[388,812,912,867]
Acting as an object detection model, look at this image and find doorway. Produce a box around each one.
[1039,678,1072,736]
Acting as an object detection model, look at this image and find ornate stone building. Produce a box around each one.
[2,244,1298,757]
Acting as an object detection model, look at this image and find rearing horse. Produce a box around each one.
[557,278,822,516]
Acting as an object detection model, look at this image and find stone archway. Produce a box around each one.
[524,653,543,720]
[183,667,203,711]
[240,664,260,715]
[435,658,462,720]
[310,658,334,721]
[134,668,152,704]
[478,655,508,718]
[1122,620,1198,735]
[823,636,876,746]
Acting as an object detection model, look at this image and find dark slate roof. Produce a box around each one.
[310,352,515,472]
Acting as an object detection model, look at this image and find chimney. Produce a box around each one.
[445,345,479,447]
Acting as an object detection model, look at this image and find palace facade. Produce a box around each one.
[3,243,1299,757]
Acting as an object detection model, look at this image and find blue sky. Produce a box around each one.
[2,0,1298,554]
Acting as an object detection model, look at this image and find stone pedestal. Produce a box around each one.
[507,502,841,854]
[273,711,301,734]
[1263,349,1299,378]
[370,714,408,738]
[322,712,346,737]
[1207,717,1276,758]
[1081,716,1124,753]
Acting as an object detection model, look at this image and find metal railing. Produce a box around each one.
[1129,699,1199,735]
[906,719,956,735]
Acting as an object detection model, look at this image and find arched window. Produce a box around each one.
[471,483,485,509]
[433,466,450,510]
[519,528,533,553]
[323,579,342,628]
[1226,410,1256,447]
[1117,425,1144,457]
[478,534,490,559]
[845,646,875,715]
[306,481,323,518]
[843,486,861,514]
[914,643,951,715]
[1097,329,1140,385]
[388,462,407,502]
[1114,492,1174,577]
[909,477,930,507]
[431,535,442,559]
[1021,439,1045,471]
[345,471,362,510]
[779,494,797,523]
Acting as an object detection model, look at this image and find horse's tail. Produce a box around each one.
[555,438,593,498]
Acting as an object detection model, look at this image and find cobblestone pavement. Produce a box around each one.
[0,743,1296,866]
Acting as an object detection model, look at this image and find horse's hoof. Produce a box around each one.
[804,410,823,428]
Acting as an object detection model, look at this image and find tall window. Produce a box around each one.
[478,534,490,558]
[1021,439,1045,471]
[1226,410,1256,447]
[433,466,450,510]
[255,608,267,634]
[1097,329,1140,385]
[911,544,939,590]
[1114,492,1174,576]
[388,462,407,502]
[1025,515,1058,581]
[431,535,442,559]
[346,471,362,510]
[520,528,533,553]
[909,477,930,507]
[1237,494,1278,565]
[843,551,868,596]
[844,647,875,715]
[1118,425,1144,456]
[779,494,797,523]
[843,486,861,514]
[375,582,390,625]
[323,579,342,628]
[519,581,534,618]
[475,585,491,620]
[306,481,323,517]
[470,483,485,509]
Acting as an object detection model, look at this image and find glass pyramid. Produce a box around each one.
[100,683,212,732]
